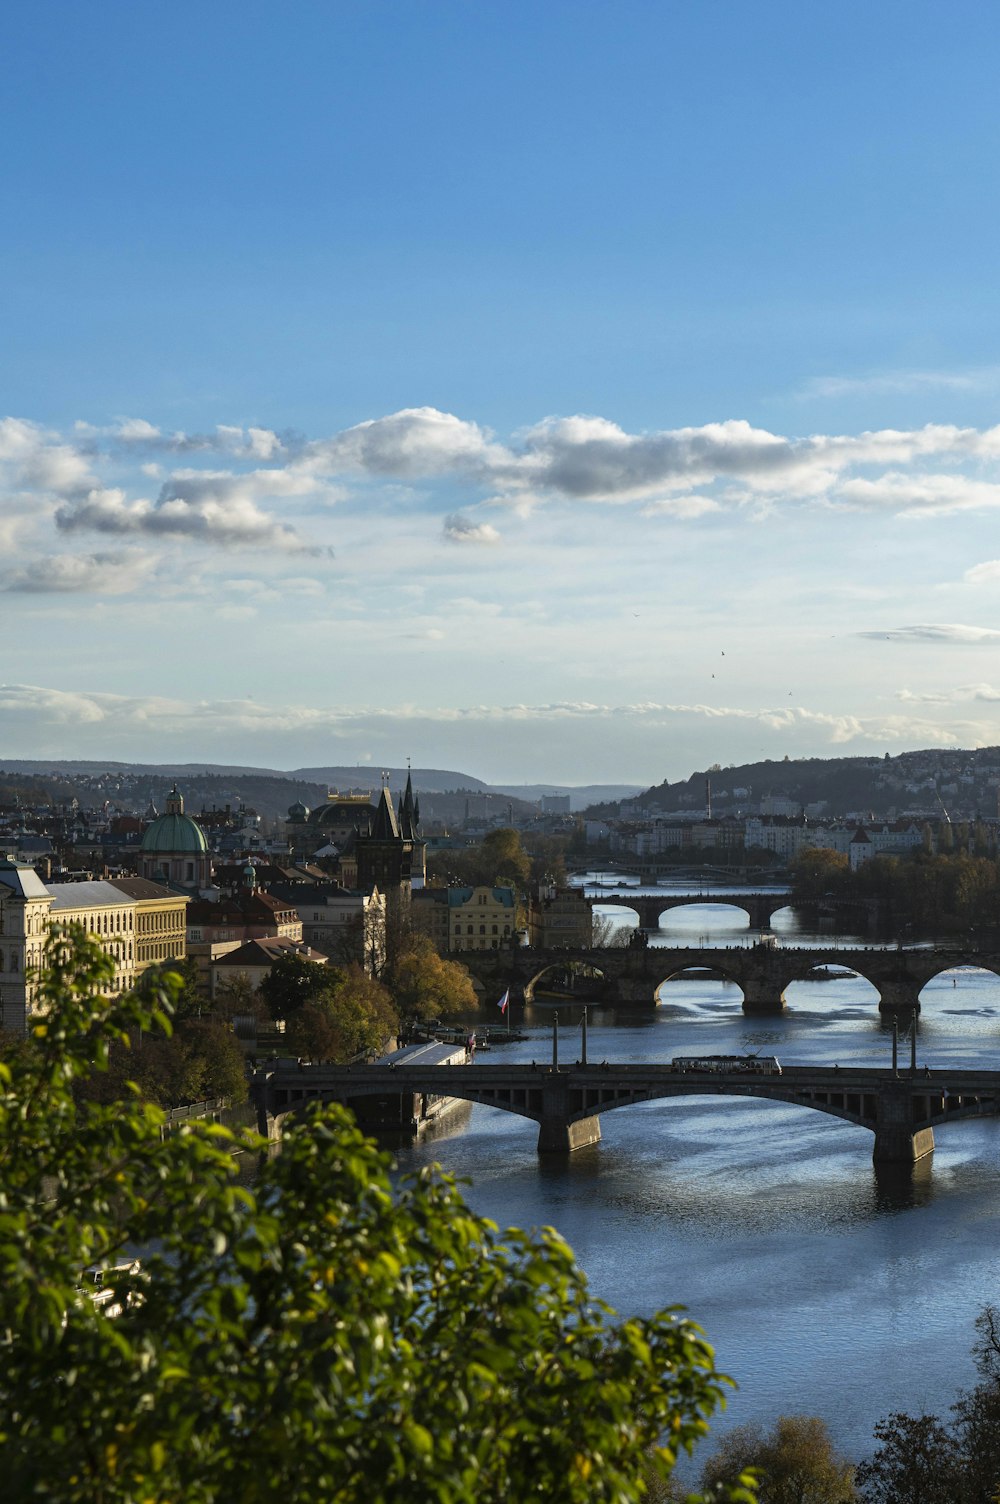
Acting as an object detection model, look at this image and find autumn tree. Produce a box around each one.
[701,1415,856,1503]
[285,965,398,1061]
[390,933,478,1021]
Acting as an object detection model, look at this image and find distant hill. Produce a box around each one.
[0,760,534,823]
[0,760,488,791]
[583,747,1000,821]
[492,784,645,812]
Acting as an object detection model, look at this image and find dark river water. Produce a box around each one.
[389,879,1000,1471]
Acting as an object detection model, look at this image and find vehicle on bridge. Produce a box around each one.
[671,1054,782,1075]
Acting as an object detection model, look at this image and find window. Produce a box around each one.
[478,894,487,906]
[491,925,498,935]
[479,924,486,935]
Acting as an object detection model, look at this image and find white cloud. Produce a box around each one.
[639,494,721,519]
[2,551,155,594]
[307,407,505,478]
[858,623,1000,644]
[800,368,1000,399]
[443,513,501,544]
[54,485,322,553]
[897,684,1000,705]
[964,560,1000,586]
[837,473,1000,515]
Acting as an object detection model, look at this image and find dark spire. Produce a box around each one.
[399,767,419,839]
[370,786,399,841]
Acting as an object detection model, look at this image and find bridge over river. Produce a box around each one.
[252,1057,1000,1165]
[464,940,998,1013]
[591,889,792,930]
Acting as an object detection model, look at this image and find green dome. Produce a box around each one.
[141,814,208,855]
[140,786,208,855]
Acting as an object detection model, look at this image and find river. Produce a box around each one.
[390,876,1000,1471]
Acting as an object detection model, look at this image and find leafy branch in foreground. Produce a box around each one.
[0,926,752,1503]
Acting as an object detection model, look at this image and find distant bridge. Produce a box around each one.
[462,941,999,1013]
[569,863,791,883]
[591,890,792,930]
[252,1058,1000,1165]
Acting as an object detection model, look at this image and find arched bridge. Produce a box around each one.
[466,941,1000,1013]
[592,890,791,930]
[251,1059,1000,1166]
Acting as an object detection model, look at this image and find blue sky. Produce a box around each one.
[4,2,1000,783]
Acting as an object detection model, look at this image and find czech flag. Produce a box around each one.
[497,989,509,1014]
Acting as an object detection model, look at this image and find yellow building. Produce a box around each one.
[0,861,189,1034]
[43,880,141,998]
[0,858,55,1033]
[527,884,593,948]
[109,878,190,971]
[413,884,516,953]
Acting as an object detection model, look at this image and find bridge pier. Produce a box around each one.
[877,980,922,1018]
[537,1114,602,1155]
[872,1084,934,1164]
[741,979,787,1013]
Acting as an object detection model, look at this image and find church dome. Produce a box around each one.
[140,786,208,855]
[288,800,309,821]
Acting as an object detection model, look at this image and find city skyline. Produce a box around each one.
[5,3,1000,784]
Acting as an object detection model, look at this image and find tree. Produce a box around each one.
[177,1016,249,1101]
[0,926,750,1503]
[971,1303,1000,1382]
[591,912,633,947]
[260,951,337,1023]
[855,1413,960,1504]
[790,849,849,906]
[169,954,207,1019]
[285,965,398,1061]
[390,934,479,1021]
[480,827,531,890]
[702,1415,856,1503]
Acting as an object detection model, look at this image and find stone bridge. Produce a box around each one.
[252,1059,1000,1165]
[462,941,1000,1013]
[592,890,791,930]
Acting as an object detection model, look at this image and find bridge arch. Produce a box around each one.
[656,900,752,934]
[782,964,881,1013]
[522,958,610,1003]
[654,962,746,1008]
[916,961,1000,1018]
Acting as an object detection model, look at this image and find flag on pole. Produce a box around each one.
[497,989,509,1014]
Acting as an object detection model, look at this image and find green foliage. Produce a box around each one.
[168,954,207,1019]
[701,1415,856,1503]
[791,848,1000,938]
[790,849,851,905]
[71,1011,249,1110]
[0,926,747,1503]
[260,951,336,1023]
[427,828,531,893]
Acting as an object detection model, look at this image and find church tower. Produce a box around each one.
[355,769,426,895]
